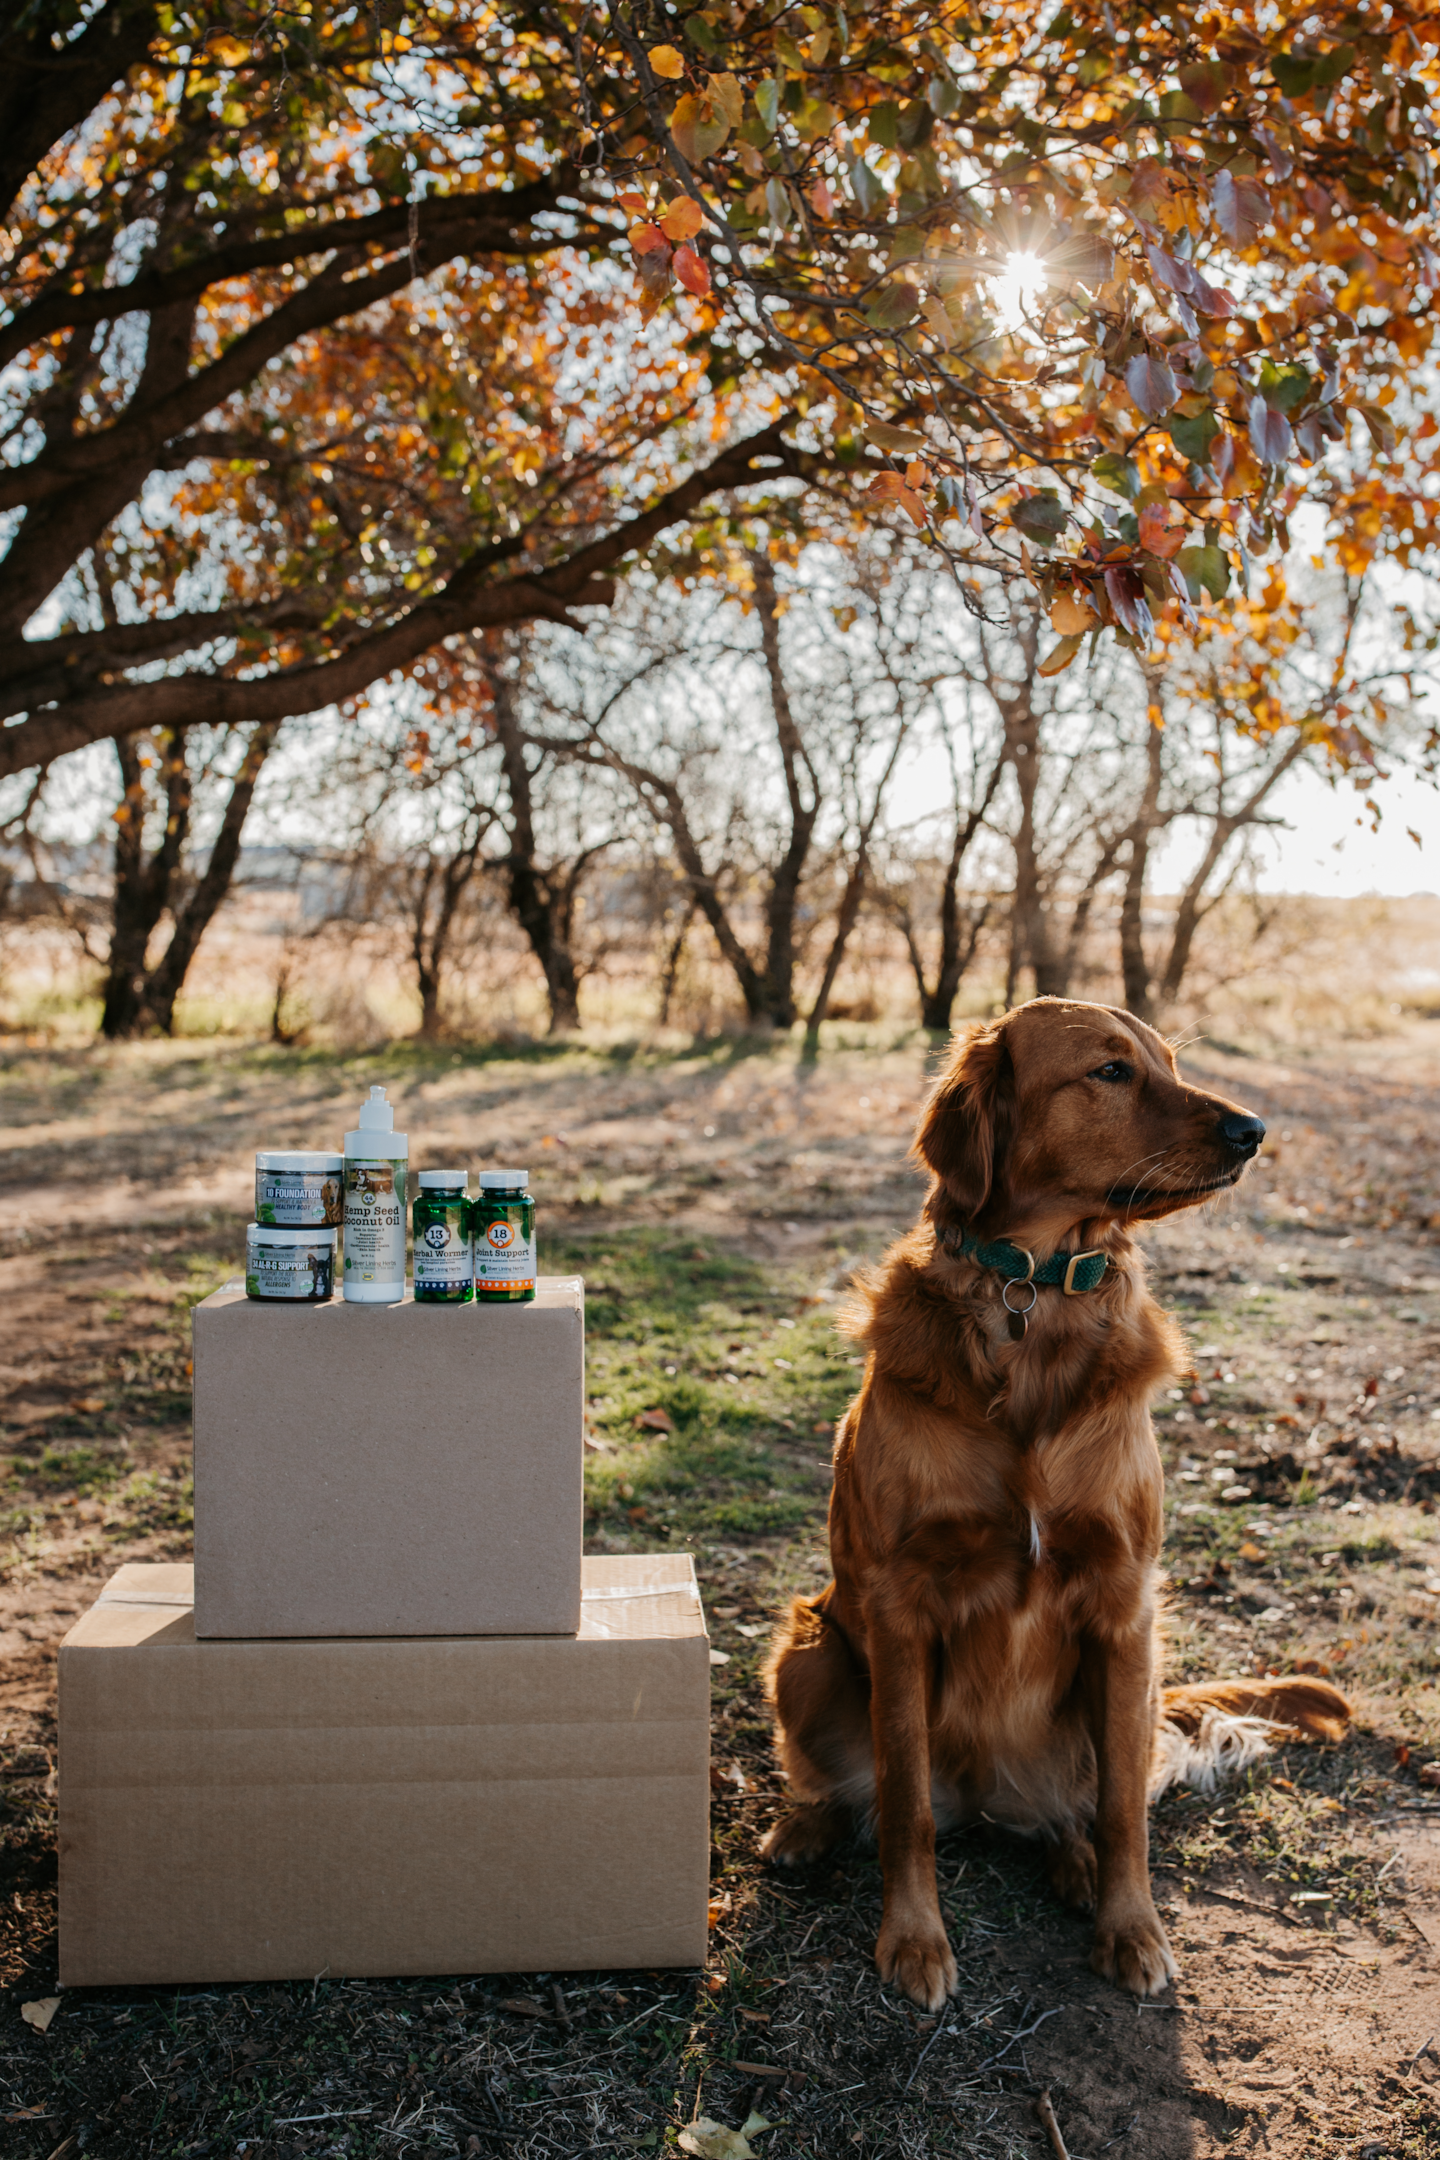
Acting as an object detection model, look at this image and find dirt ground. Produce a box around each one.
[4,1019,1440,2159]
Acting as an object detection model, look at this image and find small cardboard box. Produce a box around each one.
[192,1278,584,1638]
[59,1557,711,1987]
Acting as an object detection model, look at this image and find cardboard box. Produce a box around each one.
[59,1557,711,1987]
[192,1279,584,1637]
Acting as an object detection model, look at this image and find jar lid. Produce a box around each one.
[246,1224,338,1247]
[255,1151,344,1172]
[477,1169,528,1189]
[417,1169,467,1189]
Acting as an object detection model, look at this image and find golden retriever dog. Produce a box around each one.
[762,999,1348,2009]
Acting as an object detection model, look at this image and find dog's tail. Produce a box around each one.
[1150,1677,1350,1800]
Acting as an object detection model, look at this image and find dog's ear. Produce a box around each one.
[915,1022,1013,1230]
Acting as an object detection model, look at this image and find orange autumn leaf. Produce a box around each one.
[1138,499,1188,559]
[629,222,669,256]
[648,44,686,79]
[673,244,711,296]
[868,471,926,526]
[660,198,705,243]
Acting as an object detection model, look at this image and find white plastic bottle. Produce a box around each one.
[342,1086,409,1304]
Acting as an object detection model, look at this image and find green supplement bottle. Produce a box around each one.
[413,1170,473,1304]
[473,1168,536,1303]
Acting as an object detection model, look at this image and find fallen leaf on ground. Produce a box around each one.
[708,1892,732,1926]
[710,1648,731,1665]
[636,1408,674,1431]
[21,1998,60,2033]
[69,1398,105,1414]
[497,1996,552,2019]
[678,2115,772,2158]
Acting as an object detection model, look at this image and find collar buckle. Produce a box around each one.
[1062,1249,1106,1295]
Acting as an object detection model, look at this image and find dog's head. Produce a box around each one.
[915,998,1265,1244]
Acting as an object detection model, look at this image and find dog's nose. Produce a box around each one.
[1217,1111,1266,1158]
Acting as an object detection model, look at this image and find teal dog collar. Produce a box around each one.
[941,1227,1108,1296]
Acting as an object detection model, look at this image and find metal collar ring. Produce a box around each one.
[1001,1279,1038,1319]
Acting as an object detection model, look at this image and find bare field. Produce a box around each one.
[2,1014,1440,2157]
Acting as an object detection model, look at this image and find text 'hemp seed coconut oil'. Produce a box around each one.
[413,1170,472,1304]
[473,1169,535,1303]
[343,1086,408,1304]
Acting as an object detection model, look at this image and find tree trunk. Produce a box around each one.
[805,708,914,1038]
[1158,734,1308,1005]
[920,746,1005,1030]
[490,660,586,1032]
[100,726,191,1038]
[921,900,989,1031]
[1118,714,1165,1022]
[143,719,280,1033]
[656,898,695,1026]
[1004,691,1067,999]
[806,857,867,1038]
[751,554,820,1028]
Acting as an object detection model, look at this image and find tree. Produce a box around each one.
[607,6,1440,662]
[99,719,280,1037]
[1119,564,1436,1018]
[4,4,1438,794]
[880,736,1005,1035]
[531,540,939,1029]
[0,4,817,784]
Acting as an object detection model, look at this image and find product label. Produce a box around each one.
[256,1170,343,1227]
[246,1239,333,1300]
[474,1215,536,1291]
[344,1157,407,1284]
[414,1209,472,1288]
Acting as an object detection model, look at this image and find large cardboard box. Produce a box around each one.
[192,1278,584,1637]
[59,1557,711,1987]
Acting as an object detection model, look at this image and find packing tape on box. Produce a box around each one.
[96,1590,195,1608]
[582,1585,701,1604]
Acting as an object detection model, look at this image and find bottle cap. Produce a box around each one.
[344,1085,408,1157]
[417,1169,467,1189]
[255,1151,344,1172]
[477,1168,528,1190]
[246,1224,338,1248]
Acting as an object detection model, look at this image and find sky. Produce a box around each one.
[1157,757,1440,897]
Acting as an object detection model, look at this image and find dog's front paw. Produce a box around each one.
[875,1915,958,2012]
[760,1803,846,1867]
[1091,1906,1177,1997]
[1044,1830,1097,1911]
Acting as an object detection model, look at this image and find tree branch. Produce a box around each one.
[0,420,811,779]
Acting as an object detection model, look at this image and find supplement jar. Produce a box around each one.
[245,1223,337,1302]
[343,1086,409,1304]
[473,1169,535,1303]
[414,1170,473,1304]
[255,1151,344,1227]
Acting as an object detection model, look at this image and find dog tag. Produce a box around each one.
[1007,1309,1029,1343]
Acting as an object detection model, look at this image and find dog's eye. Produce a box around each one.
[1090,1060,1132,1083]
